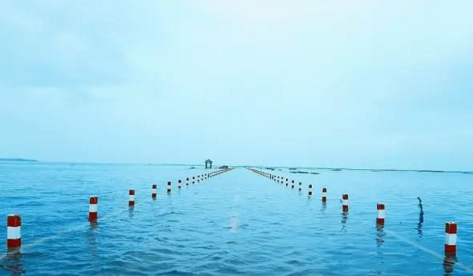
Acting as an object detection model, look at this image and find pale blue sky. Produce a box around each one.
[1,1,473,170]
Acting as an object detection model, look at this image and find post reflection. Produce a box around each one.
[129,207,135,218]
[87,223,99,260]
[443,254,456,275]
[376,224,385,247]
[341,211,348,232]
[320,202,327,213]
[0,249,25,276]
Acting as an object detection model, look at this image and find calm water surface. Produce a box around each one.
[1,163,473,275]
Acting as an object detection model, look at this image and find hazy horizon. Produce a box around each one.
[2,1,473,170]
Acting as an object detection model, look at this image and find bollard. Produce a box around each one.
[308,184,313,196]
[178,180,182,189]
[286,178,288,187]
[167,181,172,193]
[291,180,295,189]
[322,188,327,203]
[152,184,157,199]
[342,194,349,212]
[129,189,135,206]
[186,177,189,186]
[7,214,21,248]
[377,203,385,224]
[89,196,98,221]
[298,182,302,192]
[445,222,457,255]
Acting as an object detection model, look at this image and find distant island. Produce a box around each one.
[0,158,38,162]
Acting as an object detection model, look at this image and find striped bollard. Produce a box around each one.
[167,181,172,193]
[298,182,302,192]
[342,194,349,212]
[322,188,327,203]
[7,214,21,248]
[308,184,313,196]
[152,184,157,199]
[445,222,457,255]
[129,189,135,206]
[89,196,98,221]
[377,203,385,224]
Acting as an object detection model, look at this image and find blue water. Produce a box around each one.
[1,163,473,275]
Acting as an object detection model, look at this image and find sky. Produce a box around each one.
[1,1,473,170]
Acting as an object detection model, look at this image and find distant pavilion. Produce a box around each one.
[205,159,213,169]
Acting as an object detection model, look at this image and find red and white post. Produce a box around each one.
[445,222,457,255]
[151,184,157,199]
[7,214,21,248]
[129,189,135,206]
[308,184,313,196]
[342,194,349,212]
[89,196,98,221]
[377,203,385,224]
[322,188,327,203]
[167,181,172,193]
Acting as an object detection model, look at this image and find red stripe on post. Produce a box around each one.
[7,239,21,248]
[7,215,21,227]
[445,223,457,234]
[445,245,456,254]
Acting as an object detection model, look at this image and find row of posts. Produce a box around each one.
[6,168,233,249]
[249,168,457,257]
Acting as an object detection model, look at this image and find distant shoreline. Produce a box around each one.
[250,166,473,175]
[1,159,470,174]
[0,158,38,162]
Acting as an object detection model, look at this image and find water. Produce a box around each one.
[1,163,473,275]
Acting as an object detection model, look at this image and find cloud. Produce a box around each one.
[1,1,473,169]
